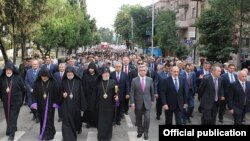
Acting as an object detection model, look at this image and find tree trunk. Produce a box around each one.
[37,44,44,57]
[56,46,59,58]
[0,39,8,63]
[21,31,26,61]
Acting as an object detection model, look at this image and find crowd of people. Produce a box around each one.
[0,51,249,141]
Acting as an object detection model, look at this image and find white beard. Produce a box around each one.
[6,73,12,77]
[102,76,109,81]
[67,76,74,80]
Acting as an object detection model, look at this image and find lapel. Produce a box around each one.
[169,77,178,93]
[237,80,245,94]
[209,76,215,92]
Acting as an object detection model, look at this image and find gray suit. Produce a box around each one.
[130,76,154,135]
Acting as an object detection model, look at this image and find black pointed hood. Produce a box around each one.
[2,60,18,76]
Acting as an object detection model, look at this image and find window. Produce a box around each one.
[192,7,197,19]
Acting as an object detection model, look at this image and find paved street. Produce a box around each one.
[0,96,250,141]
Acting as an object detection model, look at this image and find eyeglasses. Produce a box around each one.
[138,63,143,65]
[139,70,146,72]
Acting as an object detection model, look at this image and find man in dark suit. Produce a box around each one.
[53,63,66,122]
[158,63,171,79]
[130,65,154,140]
[180,63,197,124]
[221,62,229,75]
[44,57,58,74]
[122,56,135,115]
[161,66,187,125]
[196,62,211,88]
[220,63,237,123]
[228,70,250,125]
[110,62,129,125]
[198,65,224,125]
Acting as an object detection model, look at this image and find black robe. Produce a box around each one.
[90,79,117,141]
[60,78,87,141]
[32,79,59,140]
[0,74,25,137]
[82,73,98,127]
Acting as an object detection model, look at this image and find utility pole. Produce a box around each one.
[131,17,134,51]
[194,0,200,64]
[151,0,155,56]
[237,0,243,69]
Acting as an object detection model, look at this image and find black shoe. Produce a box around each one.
[116,121,121,125]
[219,119,223,123]
[242,119,245,122]
[144,134,148,140]
[8,136,14,141]
[137,133,142,138]
[58,118,62,122]
[36,118,39,123]
[187,118,191,123]
[125,111,128,115]
[156,116,160,120]
[189,114,193,118]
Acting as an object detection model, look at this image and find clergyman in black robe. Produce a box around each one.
[0,61,25,141]
[90,66,119,141]
[30,67,59,140]
[60,66,87,141]
[82,62,99,128]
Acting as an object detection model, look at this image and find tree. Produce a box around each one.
[98,27,114,43]
[197,0,244,62]
[114,5,152,48]
[155,10,188,58]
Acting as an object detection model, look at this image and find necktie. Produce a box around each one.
[214,78,218,101]
[60,72,63,79]
[141,78,145,92]
[230,74,234,83]
[174,78,178,92]
[33,70,36,77]
[242,82,246,104]
[242,82,246,93]
[188,73,192,88]
[125,66,128,74]
[116,72,120,82]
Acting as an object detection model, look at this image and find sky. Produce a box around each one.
[86,0,158,29]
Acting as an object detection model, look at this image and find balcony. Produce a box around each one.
[176,20,188,29]
[179,0,189,7]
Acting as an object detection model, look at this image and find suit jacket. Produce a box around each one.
[160,76,187,110]
[221,72,238,99]
[228,80,250,115]
[122,65,135,74]
[25,68,40,92]
[196,69,210,88]
[180,71,197,94]
[146,70,159,94]
[54,71,64,88]
[158,71,170,79]
[130,76,154,110]
[198,75,224,110]
[42,64,58,74]
[110,71,130,99]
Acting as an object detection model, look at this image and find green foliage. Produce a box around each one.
[197,0,241,62]
[98,27,114,43]
[33,0,99,55]
[155,10,188,58]
[114,5,152,47]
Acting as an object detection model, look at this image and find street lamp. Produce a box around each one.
[151,0,155,57]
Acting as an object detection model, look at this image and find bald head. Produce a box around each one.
[171,66,179,78]
[32,60,39,69]
[239,70,247,82]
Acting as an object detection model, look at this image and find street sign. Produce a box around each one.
[185,39,193,45]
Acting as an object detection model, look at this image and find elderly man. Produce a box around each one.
[228,70,250,125]
[198,65,224,125]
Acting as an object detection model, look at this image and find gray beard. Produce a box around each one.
[102,76,109,81]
